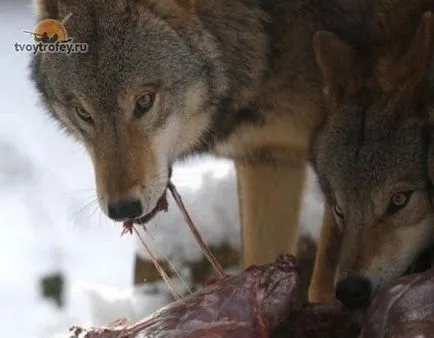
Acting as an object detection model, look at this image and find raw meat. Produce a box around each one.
[68,255,300,338]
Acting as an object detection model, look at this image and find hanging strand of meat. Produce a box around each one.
[137,225,193,295]
[167,181,226,279]
[132,225,182,301]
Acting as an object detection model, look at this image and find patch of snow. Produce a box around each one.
[135,161,323,266]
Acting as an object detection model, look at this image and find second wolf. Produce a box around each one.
[310,3,434,308]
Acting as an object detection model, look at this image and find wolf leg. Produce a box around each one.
[308,203,341,303]
[235,160,307,267]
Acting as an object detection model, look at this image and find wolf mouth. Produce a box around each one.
[134,191,169,225]
[133,167,172,225]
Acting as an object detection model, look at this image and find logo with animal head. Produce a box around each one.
[24,12,73,44]
[32,18,69,44]
[18,13,88,55]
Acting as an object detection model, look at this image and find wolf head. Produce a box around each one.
[30,0,265,222]
[311,12,434,309]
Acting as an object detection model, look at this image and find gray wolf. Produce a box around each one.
[28,0,345,268]
[309,6,434,309]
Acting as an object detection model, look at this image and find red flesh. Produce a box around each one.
[69,255,300,338]
[121,190,168,236]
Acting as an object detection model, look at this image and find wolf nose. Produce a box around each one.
[108,198,143,221]
[335,276,372,310]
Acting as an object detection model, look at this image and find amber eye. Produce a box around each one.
[333,203,344,219]
[387,191,413,214]
[75,107,93,123]
[134,92,155,118]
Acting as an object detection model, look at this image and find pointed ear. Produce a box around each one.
[313,31,362,101]
[375,12,433,94]
[32,0,58,19]
[147,0,195,27]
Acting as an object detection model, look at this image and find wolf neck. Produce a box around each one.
[192,0,320,111]
[192,0,268,112]
[187,0,326,159]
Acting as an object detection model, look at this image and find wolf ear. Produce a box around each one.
[147,0,195,26]
[375,12,433,94]
[32,0,58,19]
[313,31,362,101]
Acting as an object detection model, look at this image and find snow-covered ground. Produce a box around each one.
[0,1,324,337]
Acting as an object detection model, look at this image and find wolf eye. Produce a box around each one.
[333,203,344,219]
[387,191,413,214]
[75,107,93,123]
[134,92,155,118]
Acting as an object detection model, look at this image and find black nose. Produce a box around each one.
[108,198,143,221]
[335,276,372,310]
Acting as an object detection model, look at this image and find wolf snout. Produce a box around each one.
[335,276,372,310]
[108,198,143,221]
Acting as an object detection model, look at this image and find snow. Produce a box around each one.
[135,161,324,266]
[0,1,324,337]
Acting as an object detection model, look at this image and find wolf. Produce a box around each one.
[31,0,431,286]
[29,0,376,268]
[308,5,434,309]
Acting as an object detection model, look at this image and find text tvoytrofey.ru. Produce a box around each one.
[14,41,88,55]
